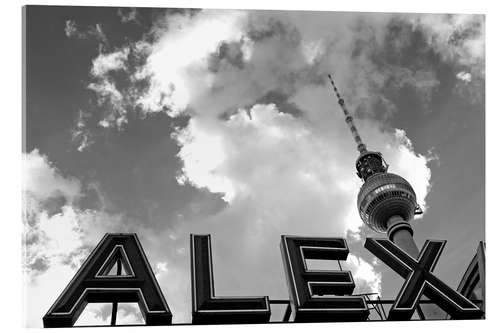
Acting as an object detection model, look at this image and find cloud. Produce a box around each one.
[408,14,484,71]
[87,79,128,128]
[456,71,472,83]
[117,8,139,24]
[83,10,483,126]
[82,42,152,132]
[91,48,130,77]
[86,47,132,130]
[71,109,95,152]
[345,254,382,295]
[23,149,81,203]
[74,303,144,326]
[173,102,433,232]
[114,303,144,325]
[64,20,109,52]
[404,13,484,108]
[64,20,78,37]
[23,149,125,327]
[22,149,124,278]
[74,303,111,326]
[133,10,249,117]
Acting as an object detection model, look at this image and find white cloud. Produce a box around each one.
[391,129,433,212]
[134,10,248,116]
[456,71,472,83]
[71,109,94,152]
[154,261,168,280]
[64,20,108,52]
[79,11,485,128]
[74,303,144,326]
[23,150,124,327]
[23,204,123,326]
[91,48,129,77]
[301,39,325,64]
[117,8,138,24]
[87,79,128,129]
[174,102,433,233]
[115,303,144,325]
[74,303,111,326]
[407,14,484,76]
[70,47,130,149]
[345,254,382,295]
[64,20,77,38]
[23,149,81,203]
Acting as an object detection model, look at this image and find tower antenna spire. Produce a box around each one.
[327,74,367,154]
[326,73,422,260]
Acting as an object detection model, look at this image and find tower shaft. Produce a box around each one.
[387,215,419,259]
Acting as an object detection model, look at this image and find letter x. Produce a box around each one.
[365,238,483,320]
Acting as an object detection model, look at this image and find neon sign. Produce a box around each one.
[43,233,483,327]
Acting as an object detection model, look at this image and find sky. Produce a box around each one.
[23,5,484,327]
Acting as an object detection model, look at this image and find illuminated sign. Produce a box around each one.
[43,233,483,327]
[191,234,271,324]
[364,238,483,320]
[43,234,172,327]
[280,236,369,322]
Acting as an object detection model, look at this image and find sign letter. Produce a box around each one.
[365,238,483,320]
[190,234,271,324]
[43,234,172,327]
[280,236,369,322]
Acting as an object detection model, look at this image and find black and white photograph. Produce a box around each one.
[19,2,489,329]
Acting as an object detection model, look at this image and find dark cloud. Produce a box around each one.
[40,195,68,217]
[117,8,139,24]
[255,90,303,117]
[245,16,294,42]
[207,40,246,72]
[27,257,50,276]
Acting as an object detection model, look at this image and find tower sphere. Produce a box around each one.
[357,172,417,233]
[327,74,420,234]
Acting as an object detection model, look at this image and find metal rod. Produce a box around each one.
[110,259,122,326]
[379,295,387,319]
[267,298,483,305]
[110,302,118,326]
[282,304,292,322]
[416,305,426,320]
[269,300,291,304]
[365,295,383,320]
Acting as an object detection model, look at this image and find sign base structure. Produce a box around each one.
[43,233,484,327]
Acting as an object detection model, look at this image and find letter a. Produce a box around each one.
[43,233,172,327]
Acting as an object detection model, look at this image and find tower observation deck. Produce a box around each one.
[327,74,423,258]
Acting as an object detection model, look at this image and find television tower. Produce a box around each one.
[328,74,423,259]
